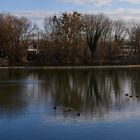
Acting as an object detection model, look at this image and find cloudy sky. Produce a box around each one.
[0,0,140,22]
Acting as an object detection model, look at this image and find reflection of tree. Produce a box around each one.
[127,69,140,97]
[27,69,140,118]
[0,69,28,80]
[0,85,27,118]
[52,71,84,109]
[1,68,140,119]
[86,72,101,107]
[0,69,29,118]
[40,70,128,116]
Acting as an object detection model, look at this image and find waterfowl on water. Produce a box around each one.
[77,113,80,116]
[53,106,57,110]
[136,96,139,98]
[63,109,72,113]
[125,94,129,96]
[68,109,72,111]
[129,95,133,98]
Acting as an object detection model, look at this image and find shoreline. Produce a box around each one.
[1,65,140,69]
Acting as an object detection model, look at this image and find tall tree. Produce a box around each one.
[113,20,126,45]
[84,14,111,57]
[0,13,31,64]
[44,12,84,63]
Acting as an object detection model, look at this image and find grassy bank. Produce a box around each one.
[1,65,140,69]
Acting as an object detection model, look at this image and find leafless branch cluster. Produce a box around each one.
[0,12,140,65]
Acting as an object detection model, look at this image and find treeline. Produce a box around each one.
[0,12,140,66]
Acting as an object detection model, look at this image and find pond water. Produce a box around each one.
[0,68,140,140]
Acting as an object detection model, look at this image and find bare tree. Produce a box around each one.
[127,21,140,53]
[0,13,31,64]
[113,20,127,45]
[43,12,84,64]
[84,14,111,57]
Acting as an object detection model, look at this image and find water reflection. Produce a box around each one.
[0,68,140,121]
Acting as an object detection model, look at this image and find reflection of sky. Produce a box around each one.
[1,69,140,140]
[1,69,140,122]
[41,99,140,125]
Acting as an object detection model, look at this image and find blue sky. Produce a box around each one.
[0,0,140,22]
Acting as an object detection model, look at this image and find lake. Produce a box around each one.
[0,68,140,140]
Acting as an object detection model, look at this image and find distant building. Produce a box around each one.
[26,43,40,62]
[120,45,135,58]
[27,44,40,54]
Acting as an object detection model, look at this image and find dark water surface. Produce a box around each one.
[0,68,140,140]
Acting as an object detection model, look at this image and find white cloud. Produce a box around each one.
[107,8,140,21]
[119,0,140,4]
[58,0,140,6]
[13,10,55,19]
[59,0,140,5]
[58,0,112,6]
[10,8,140,26]
[87,8,140,21]
[11,10,56,27]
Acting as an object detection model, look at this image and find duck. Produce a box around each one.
[63,108,72,113]
[77,113,80,116]
[53,106,57,110]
